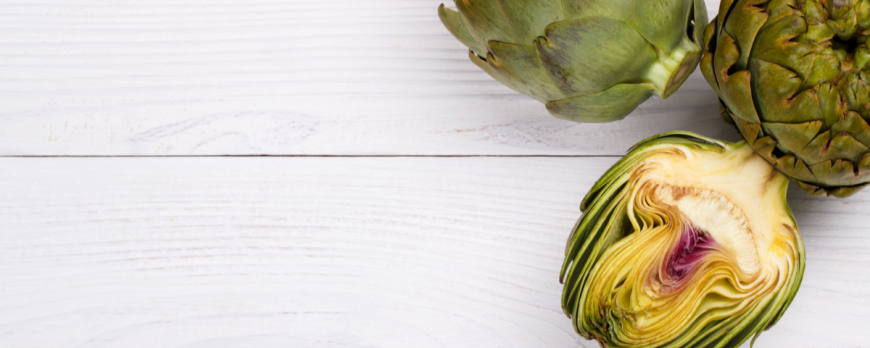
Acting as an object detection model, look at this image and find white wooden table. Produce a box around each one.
[1,1,868,347]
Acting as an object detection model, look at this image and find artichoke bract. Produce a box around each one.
[702,0,870,197]
[438,0,708,122]
[561,132,804,348]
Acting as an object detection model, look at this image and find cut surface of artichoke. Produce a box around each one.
[654,183,759,275]
[562,132,804,348]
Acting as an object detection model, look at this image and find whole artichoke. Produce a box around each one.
[561,132,805,348]
[438,0,708,122]
[702,0,870,197]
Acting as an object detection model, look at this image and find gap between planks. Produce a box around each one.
[0,155,624,158]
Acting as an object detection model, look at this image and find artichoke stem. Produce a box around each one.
[646,37,702,99]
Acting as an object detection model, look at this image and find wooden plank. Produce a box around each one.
[1,157,867,347]
[0,0,734,156]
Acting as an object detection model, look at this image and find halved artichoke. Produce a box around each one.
[438,0,708,122]
[702,0,870,197]
[561,132,805,348]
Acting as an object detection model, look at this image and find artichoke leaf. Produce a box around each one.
[692,0,708,50]
[467,50,524,95]
[749,58,823,124]
[831,110,870,146]
[438,4,486,55]
[761,121,823,155]
[807,157,870,187]
[701,20,721,93]
[802,126,870,164]
[734,118,762,145]
[722,0,769,72]
[634,0,693,54]
[562,0,635,22]
[484,41,570,102]
[712,33,762,124]
[535,17,658,95]
[545,83,655,123]
[751,13,816,80]
[455,0,515,50]
[817,82,844,129]
[494,0,564,44]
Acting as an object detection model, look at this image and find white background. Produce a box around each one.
[1,1,868,347]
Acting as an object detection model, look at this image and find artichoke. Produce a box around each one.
[561,132,805,348]
[438,0,708,122]
[701,0,870,197]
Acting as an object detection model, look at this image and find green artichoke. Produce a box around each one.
[438,0,708,122]
[561,131,805,348]
[701,0,870,197]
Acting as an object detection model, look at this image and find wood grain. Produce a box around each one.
[3,1,867,347]
[1,157,867,347]
[0,0,735,156]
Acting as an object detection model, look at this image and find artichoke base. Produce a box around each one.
[647,37,703,99]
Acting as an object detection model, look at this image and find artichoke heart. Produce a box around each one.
[438,0,708,123]
[561,132,805,348]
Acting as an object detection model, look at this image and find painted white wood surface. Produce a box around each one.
[1,158,869,348]
[4,0,870,347]
[0,0,735,156]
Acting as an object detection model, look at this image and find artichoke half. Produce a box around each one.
[561,132,805,348]
[438,0,708,123]
[702,0,870,197]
